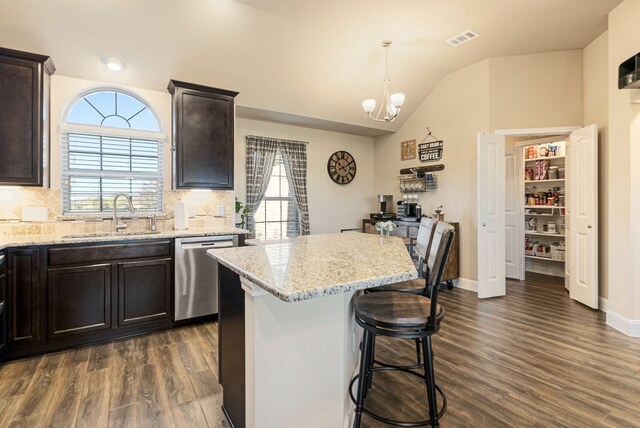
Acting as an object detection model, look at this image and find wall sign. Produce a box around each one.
[418,140,443,162]
[400,139,416,161]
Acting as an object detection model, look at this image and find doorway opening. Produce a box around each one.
[477,126,598,309]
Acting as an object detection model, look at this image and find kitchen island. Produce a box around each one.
[207,233,417,428]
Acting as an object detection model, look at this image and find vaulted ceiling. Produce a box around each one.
[0,0,621,136]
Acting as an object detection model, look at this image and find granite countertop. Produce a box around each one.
[207,233,418,302]
[0,226,249,250]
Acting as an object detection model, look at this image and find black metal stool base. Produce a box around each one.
[349,366,447,427]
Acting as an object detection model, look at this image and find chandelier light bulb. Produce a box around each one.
[390,93,405,108]
[362,99,376,113]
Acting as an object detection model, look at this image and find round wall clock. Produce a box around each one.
[327,150,356,185]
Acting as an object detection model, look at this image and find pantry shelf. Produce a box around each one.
[525,179,565,183]
[525,231,565,238]
[525,255,565,263]
[524,205,563,209]
[524,155,565,162]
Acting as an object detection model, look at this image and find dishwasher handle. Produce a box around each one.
[181,241,234,250]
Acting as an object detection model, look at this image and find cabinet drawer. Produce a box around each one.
[48,240,172,266]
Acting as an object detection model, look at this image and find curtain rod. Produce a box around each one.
[246,135,309,145]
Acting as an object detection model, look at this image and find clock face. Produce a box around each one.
[327,151,356,185]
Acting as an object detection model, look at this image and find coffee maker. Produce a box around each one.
[397,201,418,220]
[370,194,396,220]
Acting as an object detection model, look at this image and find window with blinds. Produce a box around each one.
[253,152,299,239]
[61,90,164,214]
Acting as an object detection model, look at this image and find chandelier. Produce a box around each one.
[361,40,405,122]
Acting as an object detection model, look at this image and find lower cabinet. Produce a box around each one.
[3,240,173,360]
[47,263,112,339]
[118,258,171,326]
[0,252,7,353]
[7,248,42,348]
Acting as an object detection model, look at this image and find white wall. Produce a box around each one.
[489,50,584,130]
[374,60,491,281]
[234,118,375,234]
[583,31,609,299]
[607,0,640,326]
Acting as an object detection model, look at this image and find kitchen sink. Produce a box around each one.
[62,231,161,239]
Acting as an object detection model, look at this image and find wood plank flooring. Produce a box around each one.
[0,323,230,428]
[363,273,640,427]
[0,273,638,427]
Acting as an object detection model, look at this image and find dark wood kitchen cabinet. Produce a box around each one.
[47,263,112,339]
[6,248,43,347]
[0,47,55,186]
[168,80,238,190]
[2,240,173,360]
[0,252,7,353]
[118,258,171,326]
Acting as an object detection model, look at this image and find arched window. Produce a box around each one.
[61,89,165,213]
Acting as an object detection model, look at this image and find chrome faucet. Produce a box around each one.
[113,193,135,232]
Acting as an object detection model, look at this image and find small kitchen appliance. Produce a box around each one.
[397,201,418,221]
[370,194,396,220]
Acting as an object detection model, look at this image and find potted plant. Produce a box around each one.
[235,198,251,228]
[375,220,397,238]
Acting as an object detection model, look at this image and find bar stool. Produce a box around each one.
[350,222,455,428]
[372,217,437,293]
[365,217,437,372]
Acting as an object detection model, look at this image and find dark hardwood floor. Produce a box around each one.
[364,273,640,427]
[0,322,230,428]
[0,273,639,427]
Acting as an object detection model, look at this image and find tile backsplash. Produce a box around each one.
[0,188,63,221]
[0,187,235,238]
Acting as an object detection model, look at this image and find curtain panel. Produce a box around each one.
[245,136,279,233]
[279,142,310,235]
[245,135,310,236]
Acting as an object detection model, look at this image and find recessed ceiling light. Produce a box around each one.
[446,29,480,47]
[105,57,124,72]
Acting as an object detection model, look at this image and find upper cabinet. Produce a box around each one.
[0,47,55,187]
[167,80,238,190]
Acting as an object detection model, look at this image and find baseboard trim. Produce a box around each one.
[454,277,477,293]
[598,297,609,313]
[606,310,640,337]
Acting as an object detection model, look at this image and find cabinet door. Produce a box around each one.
[0,271,6,351]
[47,264,112,339]
[118,258,171,326]
[0,49,53,186]
[7,249,41,345]
[170,81,237,189]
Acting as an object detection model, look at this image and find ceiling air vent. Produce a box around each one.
[446,29,480,47]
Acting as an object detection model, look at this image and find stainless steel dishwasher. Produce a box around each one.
[175,235,238,321]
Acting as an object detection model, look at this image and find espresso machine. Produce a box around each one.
[370,194,396,220]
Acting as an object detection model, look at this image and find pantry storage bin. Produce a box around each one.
[551,242,566,261]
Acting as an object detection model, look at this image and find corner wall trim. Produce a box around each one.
[454,277,478,293]
[606,310,640,337]
[598,297,608,313]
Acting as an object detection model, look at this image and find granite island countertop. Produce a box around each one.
[207,233,418,302]
[0,226,249,250]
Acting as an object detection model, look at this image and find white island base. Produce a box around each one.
[208,234,418,428]
[242,278,360,428]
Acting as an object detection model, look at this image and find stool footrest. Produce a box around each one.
[349,371,447,427]
[373,357,424,371]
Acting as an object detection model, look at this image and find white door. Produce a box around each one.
[505,145,522,279]
[477,133,506,298]
[567,125,598,308]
